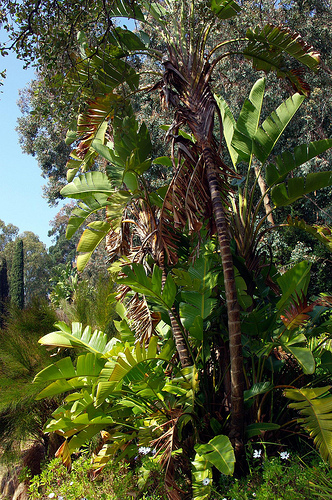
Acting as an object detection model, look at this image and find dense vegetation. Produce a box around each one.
[1,0,332,499]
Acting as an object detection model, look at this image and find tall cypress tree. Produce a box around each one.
[10,239,24,309]
[0,255,9,326]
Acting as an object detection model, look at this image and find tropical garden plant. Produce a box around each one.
[32,0,332,498]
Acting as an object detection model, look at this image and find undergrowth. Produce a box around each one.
[27,450,332,500]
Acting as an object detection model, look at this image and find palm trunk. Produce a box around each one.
[202,143,244,455]
[160,250,192,368]
[169,309,192,368]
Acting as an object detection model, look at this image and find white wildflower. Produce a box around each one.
[48,494,55,499]
[138,446,151,455]
[280,451,290,460]
[253,449,262,459]
[202,477,210,485]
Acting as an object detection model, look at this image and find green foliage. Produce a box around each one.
[118,263,177,311]
[0,297,60,463]
[0,219,19,251]
[0,297,57,376]
[28,455,142,500]
[211,0,242,19]
[37,321,115,355]
[34,314,195,494]
[0,255,9,326]
[49,262,78,307]
[285,387,332,466]
[3,231,52,304]
[192,435,235,499]
[233,87,305,165]
[10,238,24,309]
[27,450,332,500]
[59,276,117,334]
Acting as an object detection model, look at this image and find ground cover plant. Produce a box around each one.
[25,0,332,498]
[26,448,332,499]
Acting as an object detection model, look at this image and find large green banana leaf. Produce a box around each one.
[271,171,332,207]
[252,93,304,165]
[76,221,112,271]
[34,353,109,399]
[95,337,175,406]
[211,0,241,19]
[66,150,99,182]
[176,253,219,341]
[266,139,332,187]
[195,435,235,476]
[279,330,315,375]
[65,194,110,239]
[231,77,265,165]
[61,171,133,269]
[191,452,213,500]
[285,386,332,465]
[215,95,239,168]
[229,85,303,165]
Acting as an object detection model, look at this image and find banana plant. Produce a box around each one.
[217,77,332,290]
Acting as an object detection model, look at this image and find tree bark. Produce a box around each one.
[160,250,192,368]
[202,144,244,456]
[254,165,274,226]
[169,308,192,368]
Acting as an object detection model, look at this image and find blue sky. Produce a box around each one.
[0,41,65,249]
[0,18,135,250]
